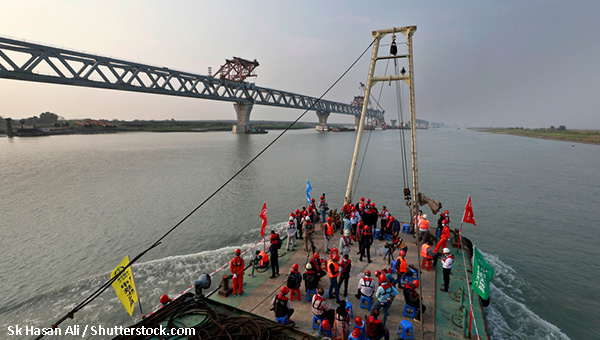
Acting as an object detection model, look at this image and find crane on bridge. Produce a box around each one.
[213,57,259,83]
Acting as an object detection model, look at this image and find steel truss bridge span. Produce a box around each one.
[0,37,384,133]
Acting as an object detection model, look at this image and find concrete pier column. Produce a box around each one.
[354,116,361,130]
[376,118,383,127]
[391,119,397,128]
[232,103,254,134]
[5,118,14,138]
[315,111,330,131]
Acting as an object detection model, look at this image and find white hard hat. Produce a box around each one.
[289,216,294,221]
[423,214,428,219]
[443,248,451,254]
[344,230,350,236]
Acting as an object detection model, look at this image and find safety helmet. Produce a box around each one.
[280,286,289,295]
[389,216,394,221]
[445,210,449,215]
[321,319,330,330]
[379,274,387,282]
[289,216,294,221]
[313,252,320,258]
[351,328,362,338]
[358,221,364,226]
[305,216,310,221]
[423,214,428,219]
[292,263,299,271]
[295,209,300,214]
[235,248,241,255]
[367,198,371,203]
[159,294,170,304]
[311,198,315,202]
[306,263,313,270]
[374,270,381,277]
[443,248,451,254]
[360,197,365,201]
[333,254,340,262]
[327,217,332,222]
[344,230,351,236]
[355,316,363,327]
[320,196,323,199]
[364,225,370,231]
[412,280,420,288]
[400,250,406,256]
[365,270,371,276]
[371,203,376,207]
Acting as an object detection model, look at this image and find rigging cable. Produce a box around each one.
[32,39,376,340]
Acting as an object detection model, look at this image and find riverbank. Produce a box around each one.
[473,128,600,145]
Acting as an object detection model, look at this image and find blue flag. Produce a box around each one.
[306,180,312,205]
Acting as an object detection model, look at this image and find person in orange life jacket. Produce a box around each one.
[356,221,365,255]
[323,217,334,253]
[418,214,430,242]
[333,299,351,340]
[295,208,303,239]
[312,287,335,324]
[373,273,399,326]
[360,224,373,263]
[287,263,302,290]
[366,308,390,340]
[440,248,454,292]
[327,254,342,304]
[379,206,389,234]
[355,270,376,299]
[434,220,451,254]
[394,250,412,287]
[303,262,320,292]
[271,286,294,320]
[319,194,329,223]
[268,231,280,279]
[403,280,426,322]
[338,254,352,298]
[421,240,435,262]
[303,216,315,252]
[339,229,352,257]
[230,248,245,295]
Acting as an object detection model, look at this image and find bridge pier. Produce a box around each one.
[232,103,254,134]
[315,111,330,131]
[354,116,361,130]
[376,118,383,127]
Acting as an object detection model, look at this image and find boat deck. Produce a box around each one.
[210,224,436,339]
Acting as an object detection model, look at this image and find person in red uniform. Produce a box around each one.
[230,248,245,296]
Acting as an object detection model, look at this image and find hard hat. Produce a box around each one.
[305,216,310,221]
[306,263,313,270]
[289,216,294,221]
[327,217,332,222]
[159,294,170,304]
[351,328,362,337]
[358,221,364,226]
[400,250,406,256]
[235,248,241,255]
[412,280,420,288]
[280,286,289,295]
[344,230,350,236]
[372,203,376,207]
[443,248,451,254]
[379,274,387,282]
[361,197,365,201]
[365,270,371,276]
[389,216,394,220]
[423,214,428,219]
[333,254,340,262]
[367,198,371,203]
[374,270,381,277]
[313,252,320,258]
[320,196,323,199]
[311,198,315,202]
[321,319,330,330]
[295,209,300,214]
[292,263,299,271]
[364,225,370,230]
[445,210,449,215]
[355,316,363,327]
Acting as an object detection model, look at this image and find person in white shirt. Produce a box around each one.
[440,248,454,292]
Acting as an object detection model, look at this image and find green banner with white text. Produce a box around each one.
[472,246,494,300]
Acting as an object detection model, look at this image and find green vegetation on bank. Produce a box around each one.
[475,127,600,145]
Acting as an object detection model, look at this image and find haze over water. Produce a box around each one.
[1,128,597,339]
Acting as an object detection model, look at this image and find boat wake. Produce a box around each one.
[482,252,571,340]
[0,222,287,339]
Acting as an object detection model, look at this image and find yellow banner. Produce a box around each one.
[111,256,138,316]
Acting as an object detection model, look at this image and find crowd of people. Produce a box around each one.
[219,194,456,338]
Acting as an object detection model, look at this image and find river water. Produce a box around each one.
[1,128,597,339]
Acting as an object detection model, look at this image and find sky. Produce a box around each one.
[0,0,599,129]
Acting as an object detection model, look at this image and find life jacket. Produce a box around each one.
[312,294,326,310]
[325,223,333,236]
[340,258,351,274]
[327,259,340,278]
[230,256,244,274]
[380,209,388,219]
[363,228,372,237]
[360,277,373,288]
[341,236,350,249]
[258,251,269,266]
[310,258,320,272]
[366,315,384,337]
[418,219,430,230]
[305,270,318,289]
[395,256,407,273]
[421,244,433,259]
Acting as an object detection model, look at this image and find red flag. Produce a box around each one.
[259,202,267,237]
[463,195,476,226]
